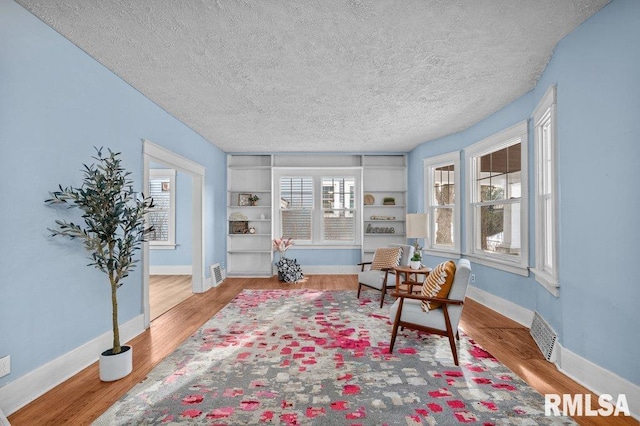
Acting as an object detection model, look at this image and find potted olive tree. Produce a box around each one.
[45,147,153,381]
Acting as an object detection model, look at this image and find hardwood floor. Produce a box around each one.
[149,275,192,321]
[7,275,636,425]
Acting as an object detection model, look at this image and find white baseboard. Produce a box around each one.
[0,408,9,426]
[465,285,534,327]
[149,265,192,275]
[0,315,145,416]
[557,345,639,420]
[294,265,360,275]
[466,286,639,420]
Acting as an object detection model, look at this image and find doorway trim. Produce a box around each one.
[142,139,206,328]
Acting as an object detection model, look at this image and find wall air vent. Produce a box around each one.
[211,263,224,287]
[530,311,558,362]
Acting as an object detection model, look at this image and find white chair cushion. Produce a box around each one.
[358,270,386,290]
[389,259,472,333]
[390,298,448,331]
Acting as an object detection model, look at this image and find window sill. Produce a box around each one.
[422,249,462,260]
[464,253,529,276]
[531,268,560,297]
[293,244,361,250]
[150,244,177,250]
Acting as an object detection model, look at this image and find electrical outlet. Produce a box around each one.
[470,274,476,283]
[0,356,10,378]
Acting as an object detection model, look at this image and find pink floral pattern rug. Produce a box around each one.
[95,290,575,425]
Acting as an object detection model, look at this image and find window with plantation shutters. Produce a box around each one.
[276,168,361,246]
[322,177,356,242]
[148,169,176,248]
[280,177,313,241]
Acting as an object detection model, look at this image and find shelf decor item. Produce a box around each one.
[366,224,395,234]
[364,194,375,205]
[45,147,154,381]
[248,194,260,206]
[272,237,294,257]
[230,221,249,234]
[229,212,248,221]
[383,197,396,205]
[238,193,252,206]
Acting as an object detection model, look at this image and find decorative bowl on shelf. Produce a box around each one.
[364,194,375,205]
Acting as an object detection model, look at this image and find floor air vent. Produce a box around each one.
[211,263,224,287]
[530,312,558,362]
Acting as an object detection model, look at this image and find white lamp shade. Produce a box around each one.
[406,213,429,238]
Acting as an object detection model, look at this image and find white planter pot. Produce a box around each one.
[99,345,133,382]
[410,260,421,270]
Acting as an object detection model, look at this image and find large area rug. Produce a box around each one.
[95,290,575,425]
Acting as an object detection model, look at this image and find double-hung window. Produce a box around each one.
[423,152,461,255]
[148,168,176,249]
[465,121,528,275]
[276,168,360,246]
[532,86,559,295]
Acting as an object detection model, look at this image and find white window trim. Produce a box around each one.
[149,168,176,249]
[423,151,461,257]
[531,85,560,296]
[464,121,529,276]
[273,167,362,248]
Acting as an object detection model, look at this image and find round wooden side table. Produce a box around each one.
[393,265,432,294]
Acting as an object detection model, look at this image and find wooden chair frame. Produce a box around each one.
[356,261,393,308]
[390,279,465,365]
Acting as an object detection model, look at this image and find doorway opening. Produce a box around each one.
[142,140,206,328]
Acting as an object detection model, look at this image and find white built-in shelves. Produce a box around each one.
[226,154,408,274]
[226,155,273,277]
[361,154,408,263]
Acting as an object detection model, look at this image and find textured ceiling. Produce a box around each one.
[16,0,609,153]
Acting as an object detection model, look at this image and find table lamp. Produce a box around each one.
[406,213,429,255]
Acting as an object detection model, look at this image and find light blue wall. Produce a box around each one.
[148,165,193,267]
[0,0,226,388]
[543,0,639,386]
[284,248,361,266]
[408,0,640,385]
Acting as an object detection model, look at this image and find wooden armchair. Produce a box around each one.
[357,244,414,308]
[389,259,472,365]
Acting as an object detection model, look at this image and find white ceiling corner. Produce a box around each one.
[16,0,610,153]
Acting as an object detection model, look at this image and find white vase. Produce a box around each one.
[99,345,133,382]
[410,260,421,270]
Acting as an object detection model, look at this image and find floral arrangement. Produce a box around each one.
[272,237,294,253]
